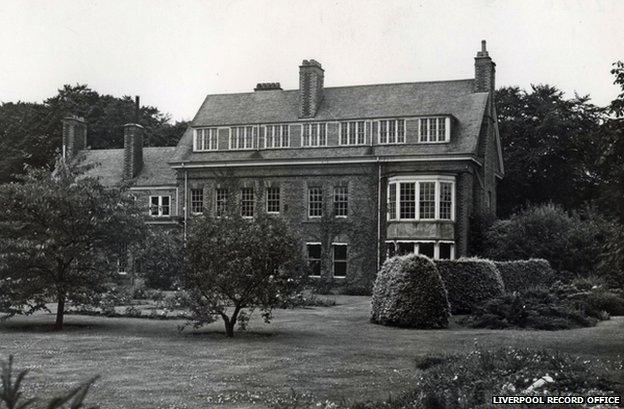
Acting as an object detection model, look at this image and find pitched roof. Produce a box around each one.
[79,147,177,187]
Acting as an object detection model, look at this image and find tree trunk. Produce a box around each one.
[54,292,66,331]
[224,319,235,338]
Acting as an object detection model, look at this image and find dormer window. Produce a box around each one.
[230,126,255,150]
[376,119,405,144]
[419,117,450,143]
[339,121,366,145]
[194,128,218,151]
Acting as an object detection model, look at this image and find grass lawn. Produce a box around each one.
[1,296,623,408]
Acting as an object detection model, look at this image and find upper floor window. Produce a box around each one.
[419,117,450,143]
[387,177,455,221]
[333,186,348,217]
[190,189,204,214]
[230,126,255,150]
[149,195,170,217]
[377,119,405,144]
[302,123,327,147]
[264,124,290,148]
[308,187,323,217]
[241,187,255,218]
[339,121,366,145]
[194,128,218,151]
[266,186,280,214]
[215,188,228,217]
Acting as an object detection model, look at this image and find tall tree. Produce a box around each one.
[495,85,604,217]
[0,157,146,330]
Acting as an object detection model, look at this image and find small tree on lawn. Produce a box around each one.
[0,156,146,330]
[184,214,306,337]
[136,229,185,290]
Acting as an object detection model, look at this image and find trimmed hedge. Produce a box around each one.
[436,258,505,315]
[371,254,449,328]
[495,259,555,293]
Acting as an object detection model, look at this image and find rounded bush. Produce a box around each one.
[371,254,449,328]
[436,258,505,314]
[495,259,555,293]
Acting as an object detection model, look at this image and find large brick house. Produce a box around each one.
[64,41,503,288]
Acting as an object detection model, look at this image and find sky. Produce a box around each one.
[1,0,623,122]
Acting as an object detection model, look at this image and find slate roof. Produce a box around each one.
[172,79,489,163]
[80,147,177,187]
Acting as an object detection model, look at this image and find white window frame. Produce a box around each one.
[331,242,348,278]
[193,128,219,151]
[418,116,451,143]
[149,195,171,217]
[240,187,255,218]
[229,126,255,150]
[308,187,323,218]
[266,186,281,214]
[375,119,406,145]
[301,122,328,147]
[264,124,290,149]
[306,242,322,277]
[190,188,204,215]
[386,240,455,260]
[333,186,348,218]
[339,121,366,146]
[387,176,455,221]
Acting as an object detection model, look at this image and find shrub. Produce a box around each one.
[463,287,602,330]
[435,258,505,314]
[371,254,449,328]
[495,259,555,293]
[553,279,624,317]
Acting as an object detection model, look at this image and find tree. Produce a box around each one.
[495,85,604,217]
[0,156,146,330]
[136,229,185,290]
[184,215,306,337]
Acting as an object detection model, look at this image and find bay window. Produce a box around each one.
[387,176,455,221]
[386,241,455,260]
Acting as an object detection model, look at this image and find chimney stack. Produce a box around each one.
[62,115,87,160]
[123,96,144,180]
[474,40,495,94]
[299,59,324,118]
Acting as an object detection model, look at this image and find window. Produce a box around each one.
[440,182,453,220]
[339,121,366,145]
[397,242,415,255]
[215,188,228,217]
[194,128,218,151]
[388,183,397,220]
[387,177,455,221]
[149,196,170,217]
[419,182,436,219]
[439,242,454,259]
[333,186,348,217]
[266,187,280,214]
[386,241,455,260]
[385,242,396,258]
[190,189,204,214]
[308,187,323,217]
[241,187,254,218]
[418,242,435,258]
[332,244,347,277]
[302,123,327,147]
[230,126,254,150]
[377,119,405,144]
[419,117,449,143]
[264,124,290,148]
[399,182,416,219]
[307,243,322,276]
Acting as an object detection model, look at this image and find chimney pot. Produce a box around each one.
[474,40,495,93]
[299,59,324,118]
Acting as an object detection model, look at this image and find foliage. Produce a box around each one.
[279,292,336,309]
[1,355,98,408]
[183,214,306,337]
[463,287,603,330]
[552,279,624,317]
[371,254,449,328]
[495,85,604,217]
[0,84,189,184]
[495,259,555,293]
[352,347,622,409]
[136,229,185,290]
[435,258,505,315]
[0,158,146,330]
[484,204,614,277]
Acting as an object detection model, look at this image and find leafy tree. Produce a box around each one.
[0,157,146,330]
[495,85,604,217]
[184,215,306,337]
[136,229,185,290]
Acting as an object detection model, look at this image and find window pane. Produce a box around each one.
[388,183,396,219]
[397,119,405,143]
[191,189,203,214]
[385,242,396,258]
[308,187,323,217]
[333,186,348,217]
[267,187,280,213]
[439,243,453,259]
[357,121,365,144]
[429,118,437,141]
[215,188,228,217]
[380,120,387,144]
[340,123,348,145]
[307,244,322,276]
[439,182,453,220]
[438,118,446,141]
[319,123,327,146]
[348,121,356,144]
[150,196,159,216]
[388,120,396,143]
[333,244,347,277]
[282,125,290,147]
[419,182,435,219]
[398,242,414,255]
[241,187,254,217]
[418,242,434,258]
[420,118,428,142]
[302,124,310,147]
[399,182,416,219]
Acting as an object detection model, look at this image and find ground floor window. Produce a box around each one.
[332,243,347,277]
[215,188,228,217]
[386,241,455,260]
[306,243,322,277]
[241,187,254,218]
[190,188,203,214]
[149,195,170,217]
